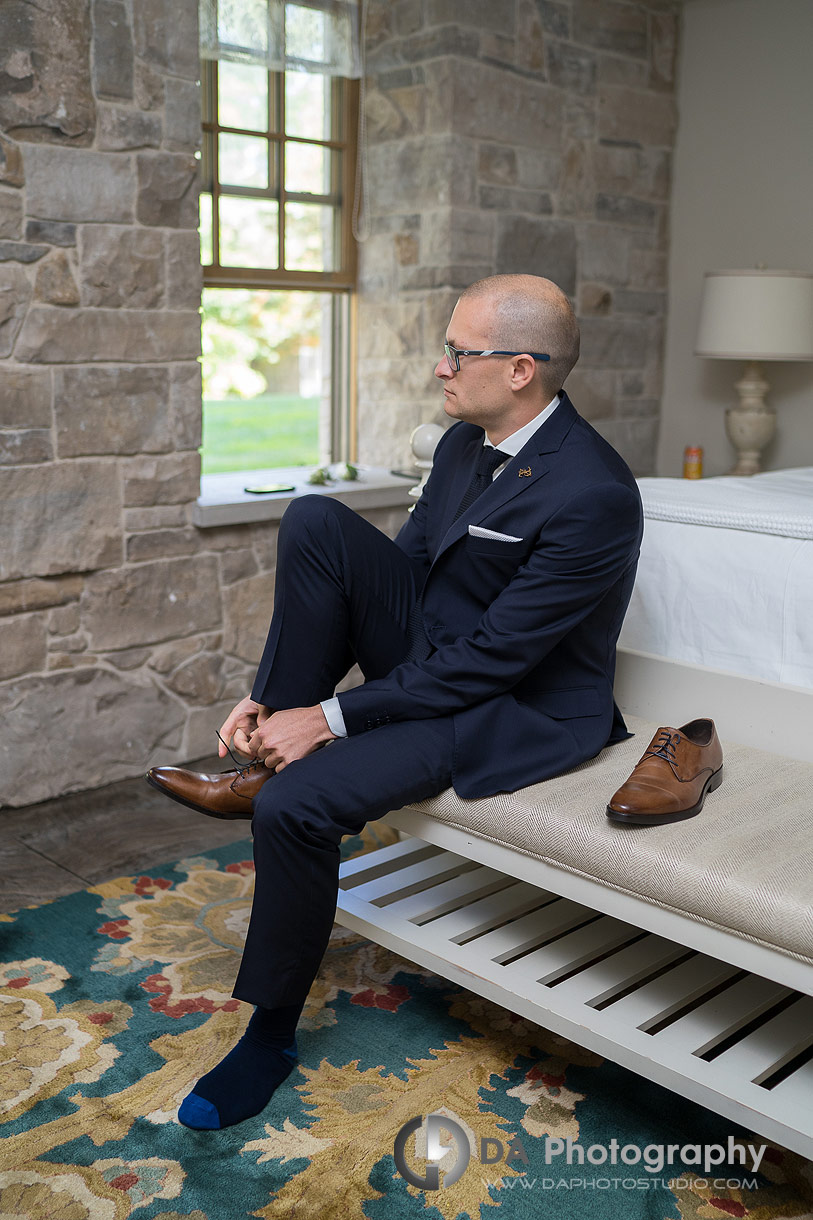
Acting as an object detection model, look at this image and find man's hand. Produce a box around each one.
[247,706,336,772]
[218,696,273,759]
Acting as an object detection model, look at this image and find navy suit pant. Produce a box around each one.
[232,496,456,1010]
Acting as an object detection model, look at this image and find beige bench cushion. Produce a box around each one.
[408,715,813,966]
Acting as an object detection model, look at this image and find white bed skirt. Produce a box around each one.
[619,470,813,688]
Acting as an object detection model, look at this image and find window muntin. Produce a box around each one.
[200,59,357,289]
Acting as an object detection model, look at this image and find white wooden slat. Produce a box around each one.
[602,953,739,1030]
[499,915,640,988]
[348,850,476,905]
[767,1051,813,1114]
[710,994,813,1085]
[382,865,511,924]
[426,881,552,944]
[339,836,439,885]
[457,896,593,965]
[558,935,687,1008]
[653,973,791,1057]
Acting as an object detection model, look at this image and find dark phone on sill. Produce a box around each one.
[244,484,297,495]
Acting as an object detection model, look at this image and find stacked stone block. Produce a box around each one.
[357,0,680,471]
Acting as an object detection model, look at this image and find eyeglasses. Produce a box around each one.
[443,343,550,372]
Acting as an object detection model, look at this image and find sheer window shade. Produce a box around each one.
[200,0,362,77]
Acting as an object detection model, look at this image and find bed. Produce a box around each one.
[619,467,813,688]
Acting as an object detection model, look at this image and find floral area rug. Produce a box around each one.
[2,823,812,1220]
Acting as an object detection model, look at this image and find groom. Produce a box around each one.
[148,273,644,1129]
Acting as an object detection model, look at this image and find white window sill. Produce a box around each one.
[194,465,417,528]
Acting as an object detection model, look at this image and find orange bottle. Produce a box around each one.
[683,446,703,479]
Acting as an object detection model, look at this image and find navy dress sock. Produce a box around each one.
[178,1001,303,1130]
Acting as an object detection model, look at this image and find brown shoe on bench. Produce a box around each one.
[146,755,272,820]
[606,718,723,826]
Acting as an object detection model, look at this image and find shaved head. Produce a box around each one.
[457,274,580,395]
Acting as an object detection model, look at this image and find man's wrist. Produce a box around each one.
[313,703,339,742]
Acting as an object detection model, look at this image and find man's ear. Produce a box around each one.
[509,354,537,391]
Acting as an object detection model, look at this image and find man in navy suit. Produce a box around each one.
[156,274,644,1130]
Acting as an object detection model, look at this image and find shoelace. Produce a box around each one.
[216,730,265,777]
[645,729,679,764]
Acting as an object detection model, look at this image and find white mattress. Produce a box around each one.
[619,468,813,688]
[638,466,813,538]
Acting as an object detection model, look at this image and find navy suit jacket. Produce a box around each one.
[336,392,644,798]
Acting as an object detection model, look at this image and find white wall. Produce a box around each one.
[658,0,813,476]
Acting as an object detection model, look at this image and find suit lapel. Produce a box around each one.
[439,430,483,532]
[432,395,578,564]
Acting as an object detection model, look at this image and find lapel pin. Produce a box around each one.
[519,467,532,478]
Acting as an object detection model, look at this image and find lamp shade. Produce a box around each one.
[695,269,813,360]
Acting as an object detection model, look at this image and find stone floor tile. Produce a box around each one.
[0,754,253,911]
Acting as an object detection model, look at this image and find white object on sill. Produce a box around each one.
[409,422,446,500]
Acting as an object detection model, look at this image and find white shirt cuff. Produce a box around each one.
[320,697,347,738]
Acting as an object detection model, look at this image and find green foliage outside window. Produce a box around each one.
[201,288,319,400]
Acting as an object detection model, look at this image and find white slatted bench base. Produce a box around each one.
[335,832,813,1161]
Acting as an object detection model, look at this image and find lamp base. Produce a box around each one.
[724,361,775,476]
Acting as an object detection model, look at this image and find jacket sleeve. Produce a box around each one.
[336,480,642,733]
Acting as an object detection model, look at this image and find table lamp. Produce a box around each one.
[695,269,813,475]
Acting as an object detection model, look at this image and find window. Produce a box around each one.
[198,51,358,474]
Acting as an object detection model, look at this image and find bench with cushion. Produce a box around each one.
[335,647,813,1159]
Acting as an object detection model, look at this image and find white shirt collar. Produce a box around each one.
[483,394,560,457]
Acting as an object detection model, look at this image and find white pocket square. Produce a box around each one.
[468,525,523,542]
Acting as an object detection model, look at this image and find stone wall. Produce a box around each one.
[357,0,680,471]
[0,0,207,806]
[0,0,681,808]
[0,0,406,807]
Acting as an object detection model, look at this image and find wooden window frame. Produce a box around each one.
[200,59,359,291]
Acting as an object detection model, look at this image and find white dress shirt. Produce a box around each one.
[483,393,560,465]
[321,394,560,737]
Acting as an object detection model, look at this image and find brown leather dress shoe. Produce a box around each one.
[606,718,723,826]
[145,757,272,819]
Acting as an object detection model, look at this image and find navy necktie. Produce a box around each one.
[452,446,509,523]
